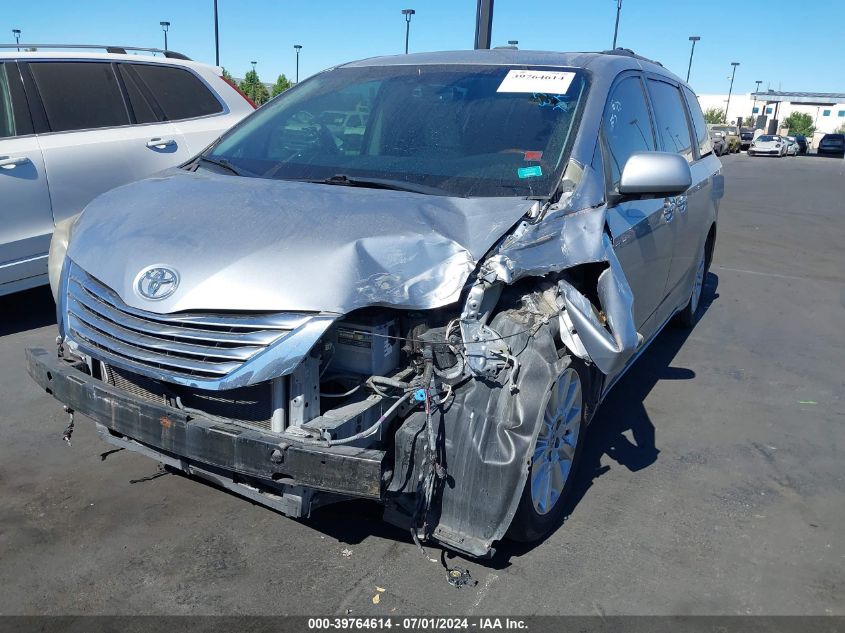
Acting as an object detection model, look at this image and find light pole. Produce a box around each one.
[751,79,762,124]
[294,44,302,84]
[612,0,622,49]
[251,60,257,74]
[507,39,518,48]
[401,9,415,54]
[213,0,220,66]
[685,36,700,83]
[12,29,21,52]
[724,61,740,123]
[160,21,170,51]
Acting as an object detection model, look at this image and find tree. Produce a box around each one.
[704,107,725,124]
[239,69,270,106]
[836,123,845,134]
[221,67,234,83]
[272,74,292,97]
[742,116,755,128]
[781,112,815,137]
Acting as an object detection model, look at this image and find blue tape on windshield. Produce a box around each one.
[517,165,543,179]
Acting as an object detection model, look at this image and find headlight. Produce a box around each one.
[48,214,80,302]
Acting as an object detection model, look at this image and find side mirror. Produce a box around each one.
[616,152,692,200]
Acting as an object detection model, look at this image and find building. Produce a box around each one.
[696,91,845,147]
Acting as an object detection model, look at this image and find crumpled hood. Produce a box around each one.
[67,169,534,314]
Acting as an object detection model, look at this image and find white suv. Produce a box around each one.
[0,45,254,297]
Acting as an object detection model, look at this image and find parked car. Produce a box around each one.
[794,134,808,155]
[710,129,729,156]
[739,127,754,151]
[0,45,254,297]
[817,133,845,158]
[28,49,723,558]
[748,134,786,157]
[785,136,798,156]
[709,124,740,153]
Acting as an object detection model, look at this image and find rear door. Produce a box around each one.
[603,73,676,339]
[23,60,190,224]
[646,79,710,309]
[128,63,228,155]
[0,61,53,291]
[113,63,193,178]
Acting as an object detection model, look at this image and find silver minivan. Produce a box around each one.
[28,49,722,558]
[0,46,253,296]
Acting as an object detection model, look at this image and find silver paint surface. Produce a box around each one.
[67,169,536,314]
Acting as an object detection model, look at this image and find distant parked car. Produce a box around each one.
[784,136,798,156]
[817,133,845,158]
[748,134,786,157]
[0,45,255,297]
[739,127,754,151]
[709,124,740,153]
[709,129,728,156]
[794,135,808,155]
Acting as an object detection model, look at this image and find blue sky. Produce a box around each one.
[6,0,844,94]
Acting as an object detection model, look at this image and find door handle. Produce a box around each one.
[662,198,676,223]
[0,156,29,169]
[146,138,177,149]
[674,195,688,214]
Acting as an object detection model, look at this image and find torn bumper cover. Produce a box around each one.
[26,348,385,500]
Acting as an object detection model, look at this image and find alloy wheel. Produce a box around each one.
[530,368,582,515]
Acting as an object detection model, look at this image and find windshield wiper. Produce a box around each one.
[197,156,248,177]
[311,174,448,196]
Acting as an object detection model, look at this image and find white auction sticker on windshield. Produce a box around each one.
[497,70,575,94]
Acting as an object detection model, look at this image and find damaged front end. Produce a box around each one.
[27,147,644,560]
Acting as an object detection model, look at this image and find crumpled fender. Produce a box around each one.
[482,154,640,378]
[431,314,564,557]
[557,234,641,375]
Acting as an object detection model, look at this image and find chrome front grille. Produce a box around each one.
[65,264,311,382]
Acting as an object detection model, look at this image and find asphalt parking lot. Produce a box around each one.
[1,153,843,616]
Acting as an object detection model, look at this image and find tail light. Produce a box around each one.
[219,75,257,109]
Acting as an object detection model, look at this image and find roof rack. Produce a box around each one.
[601,47,663,67]
[0,44,191,61]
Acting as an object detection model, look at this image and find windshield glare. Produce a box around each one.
[757,135,777,142]
[207,65,589,197]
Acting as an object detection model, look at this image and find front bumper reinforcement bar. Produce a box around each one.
[26,348,385,500]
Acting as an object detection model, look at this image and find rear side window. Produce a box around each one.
[602,75,656,190]
[647,79,694,163]
[29,62,129,132]
[131,64,222,121]
[682,86,712,157]
[118,65,159,124]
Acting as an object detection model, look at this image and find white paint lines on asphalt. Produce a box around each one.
[467,573,499,614]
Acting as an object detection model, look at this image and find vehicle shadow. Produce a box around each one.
[0,286,56,337]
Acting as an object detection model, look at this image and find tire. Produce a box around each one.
[676,239,707,328]
[508,360,589,543]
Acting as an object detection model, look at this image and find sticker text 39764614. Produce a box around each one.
[497,70,576,94]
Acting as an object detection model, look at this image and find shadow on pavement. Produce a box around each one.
[0,285,56,337]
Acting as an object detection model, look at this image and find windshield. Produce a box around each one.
[206,65,589,197]
[757,135,778,142]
